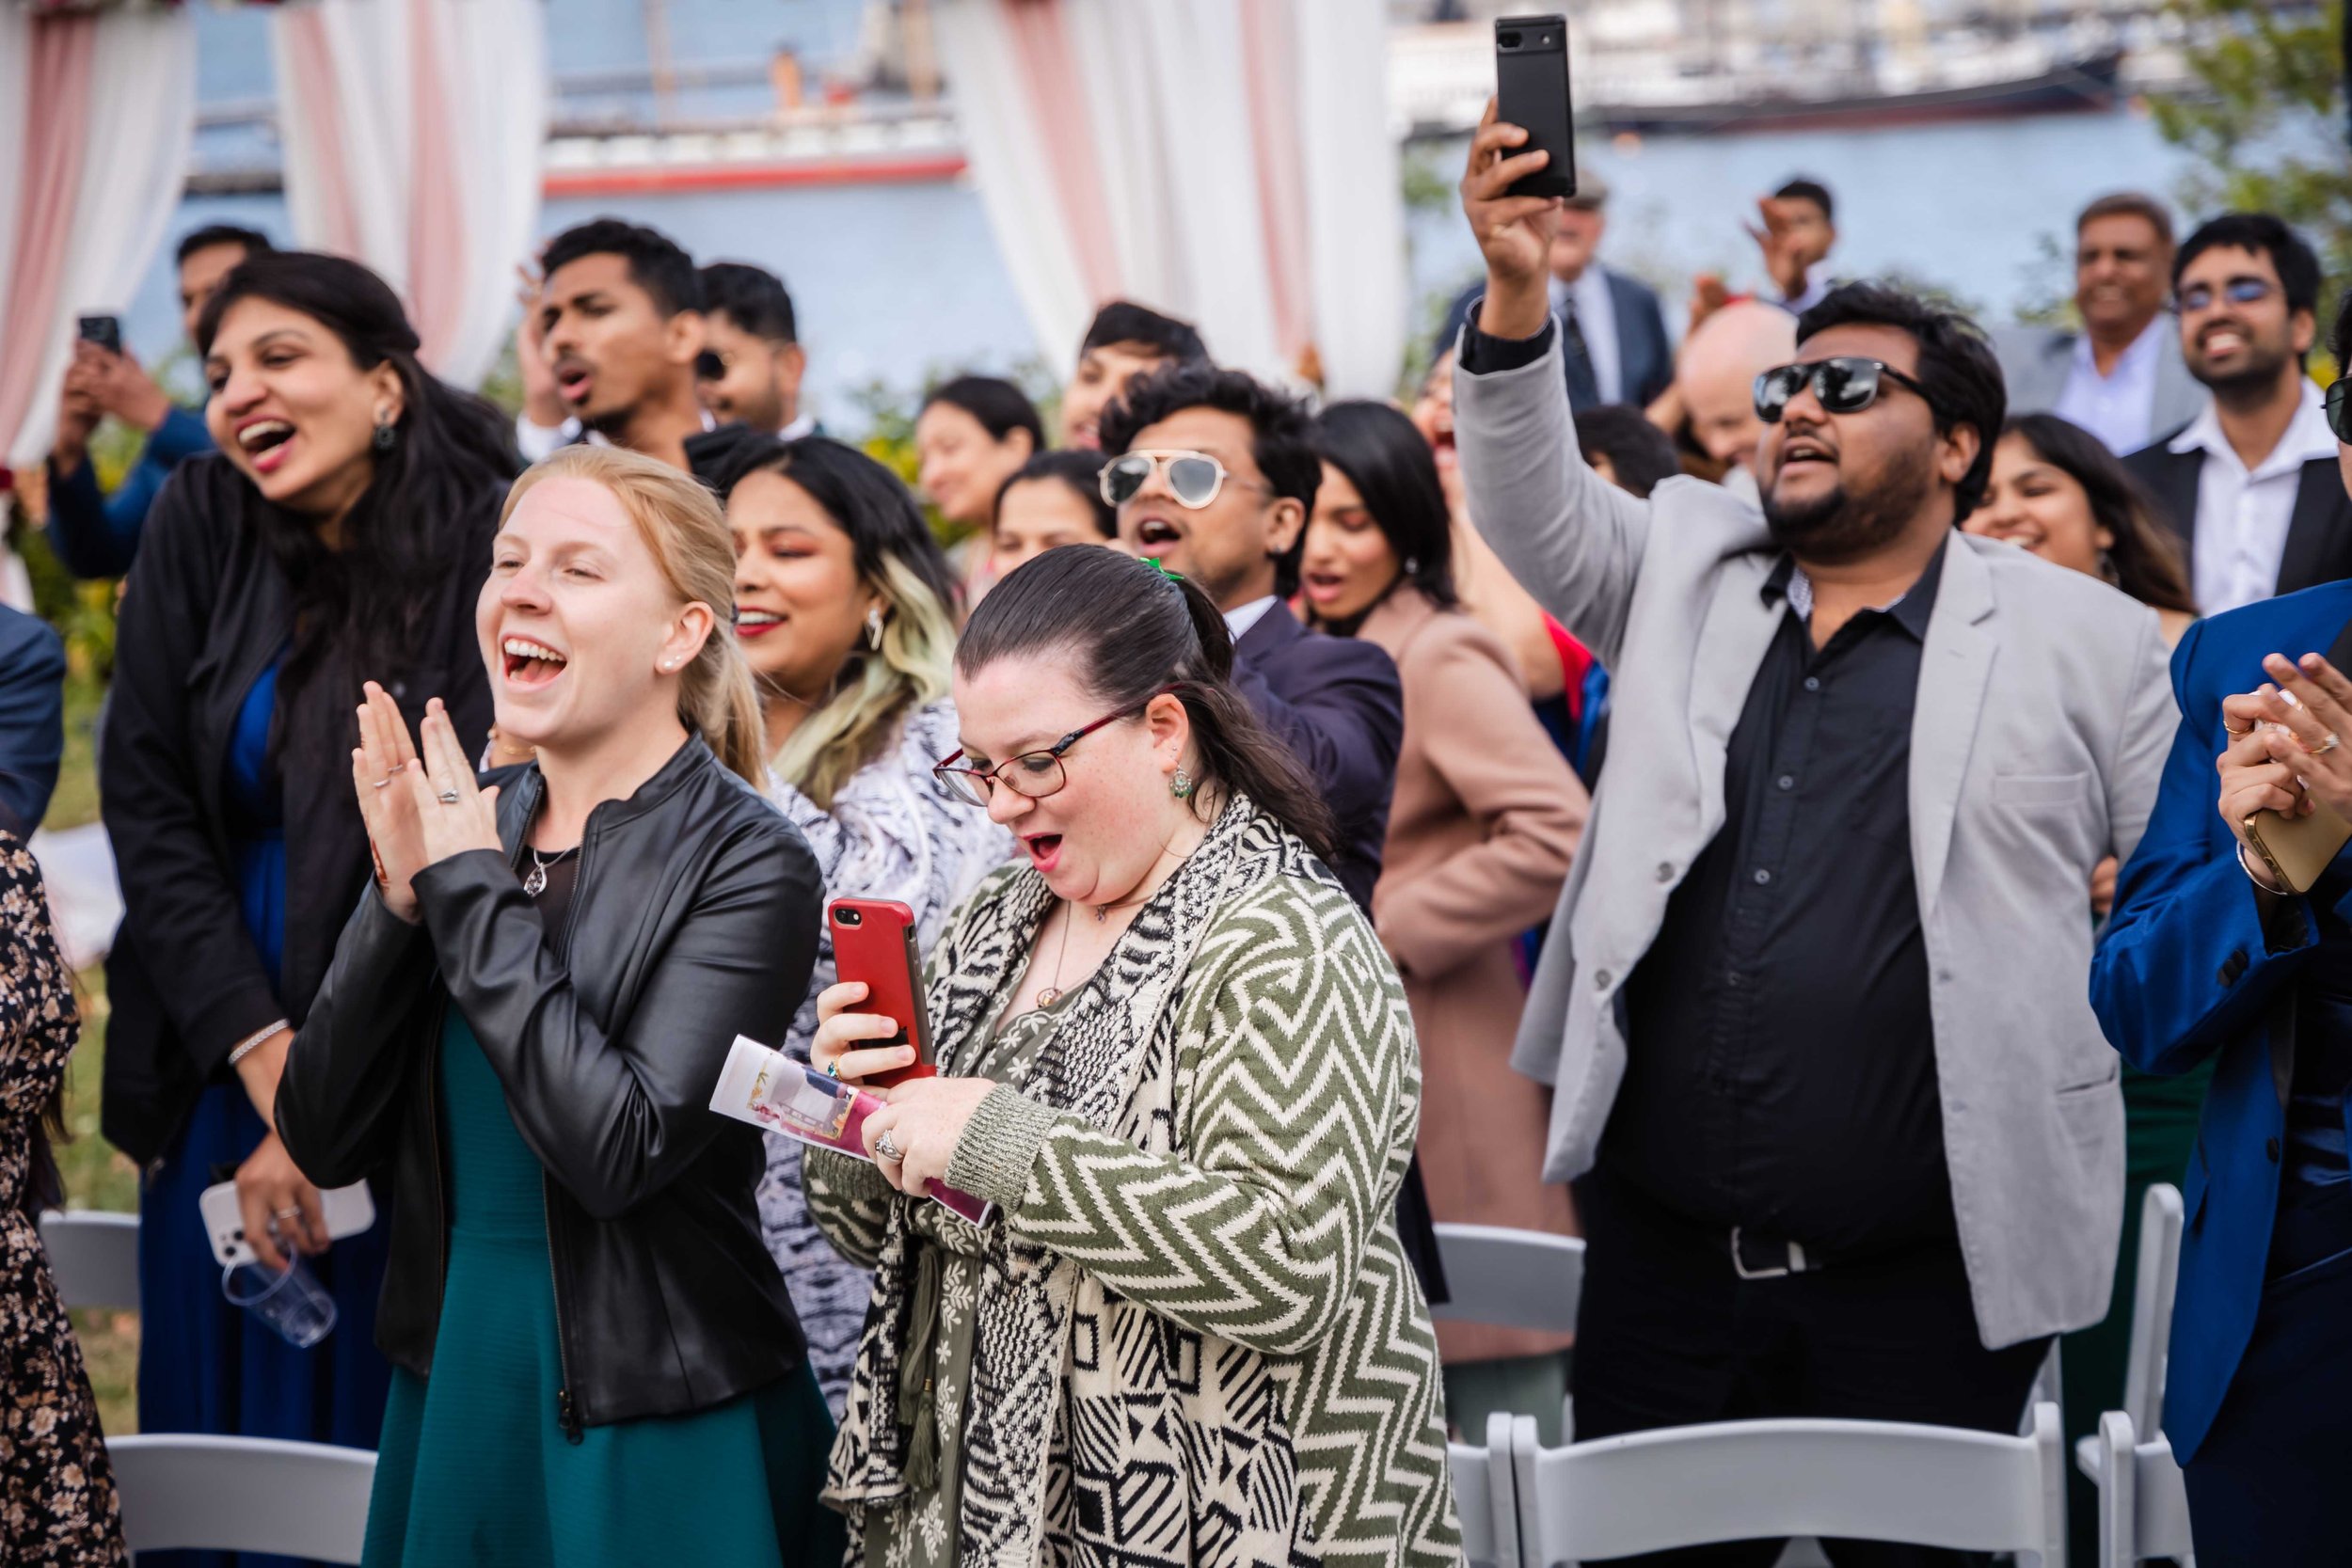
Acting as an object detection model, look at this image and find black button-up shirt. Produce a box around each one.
[1604,544,1956,1258]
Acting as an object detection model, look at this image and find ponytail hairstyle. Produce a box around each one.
[501,446,767,784]
[717,436,961,810]
[956,546,1340,863]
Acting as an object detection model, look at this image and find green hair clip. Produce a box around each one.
[1146,558,1186,585]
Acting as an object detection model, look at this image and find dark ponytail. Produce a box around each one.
[957,547,1341,864]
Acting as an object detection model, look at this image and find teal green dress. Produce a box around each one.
[360,878,846,1566]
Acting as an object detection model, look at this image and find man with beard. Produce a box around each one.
[2126,214,2352,613]
[695,261,814,438]
[1450,107,2170,1559]
[522,218,740,483]
[1060,301,1208,450]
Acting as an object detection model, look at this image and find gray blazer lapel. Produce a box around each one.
[1685,551,1785,832]
[1910,539,1998,918]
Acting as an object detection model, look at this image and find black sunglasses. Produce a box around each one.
[1753,357,1931,424]
[2328,378,2352,447]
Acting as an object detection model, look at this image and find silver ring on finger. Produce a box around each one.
[875,1131,904,1164]
[273,1207,302,1221]
[373,775,397,790]
[438,789,462,805]
[2314,733,2343,756]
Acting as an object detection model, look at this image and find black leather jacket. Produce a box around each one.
[278,737,821,1433]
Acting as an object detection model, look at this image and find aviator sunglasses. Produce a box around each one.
[1753,356,1930,424]
[1100,449,1272,511]
[2329,378,2352,447]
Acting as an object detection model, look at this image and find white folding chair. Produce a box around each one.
[1508,1402,2068,1567]
[2076,1184,2184,1481]
[109,1434,376,1564]
[2094,1411,2194,1567]
[1430,1224,1584,1336]
[1451,1411,1523,1568]
[38,1208,140,1311]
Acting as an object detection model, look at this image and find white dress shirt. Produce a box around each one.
[1224,594,1279,644]
[1784,262,1832,316]
[2176,383,2342,615]
[1549,268,1624,404]
[2052,318,2167,455]
[777,410,817,441]
[513,406,718,464]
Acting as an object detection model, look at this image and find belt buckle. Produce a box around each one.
[1730,1226,1807,1280]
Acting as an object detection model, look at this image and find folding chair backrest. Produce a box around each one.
[1512,1403,2067,1567]
[2122,1184,2183,1438]
[38,1209,140,1311]
[2094,1410,2193,1567]
[1450,1412,1520,1568]
[109,1434,376,1563]
[1430,1224,1584,1335]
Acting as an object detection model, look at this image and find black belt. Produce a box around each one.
[1730,1226,1836,1280]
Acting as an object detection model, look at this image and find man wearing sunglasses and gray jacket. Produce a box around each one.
[1453,108,2171,1519]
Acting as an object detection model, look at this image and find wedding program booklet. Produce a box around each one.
[710,1036,992,1226]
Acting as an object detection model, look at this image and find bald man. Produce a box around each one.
[1674,300,1797,481]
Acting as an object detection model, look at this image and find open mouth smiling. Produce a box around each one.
[501,636,568,689]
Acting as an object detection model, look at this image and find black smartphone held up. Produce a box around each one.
[1495,15,1576,201]
[76,314,123,356]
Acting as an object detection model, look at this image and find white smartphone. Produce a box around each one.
[199,1180,377,1268]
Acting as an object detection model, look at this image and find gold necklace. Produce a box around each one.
[1033,884,1160,1006]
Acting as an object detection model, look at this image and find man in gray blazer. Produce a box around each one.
[1996,192,2206,455]
[1455,109,2172,1511]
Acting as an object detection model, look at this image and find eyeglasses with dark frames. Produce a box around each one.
[1752,356,1931,424]
[932,687,1182,808]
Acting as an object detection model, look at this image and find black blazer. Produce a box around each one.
[279,740,821,1431]
[98,456,498,1164]
[1440,269,1675,409]
[0,606,65,837]
[2124,433,2352,602]
[1231,601,1403,911]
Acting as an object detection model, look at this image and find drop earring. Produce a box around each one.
[373,409,398,451]
[1170,766,1193,800]
[865,606,884,650]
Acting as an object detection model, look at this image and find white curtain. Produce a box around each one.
[0,5,198,473]
[935,0,1407,400]
[271,0,546,390]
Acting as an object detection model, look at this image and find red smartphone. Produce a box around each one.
[827,897,935,1088]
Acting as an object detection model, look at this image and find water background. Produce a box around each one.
[125,2,2196,430]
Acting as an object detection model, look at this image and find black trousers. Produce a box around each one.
[1570,1169,2052,1567]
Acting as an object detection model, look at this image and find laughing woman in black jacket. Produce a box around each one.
[99,251,513,1476]
[277,445,839,1566]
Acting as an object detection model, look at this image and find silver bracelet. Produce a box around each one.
[227,1019,291,1068]
[2236,842,2290,897]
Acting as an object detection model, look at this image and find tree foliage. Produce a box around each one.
[2154,1,2350,287]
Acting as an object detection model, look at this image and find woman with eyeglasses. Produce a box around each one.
[717,436,1011,1411]
[1301,400,1588,1441]
[278,446,844,1566]
[803,546,1460,1567]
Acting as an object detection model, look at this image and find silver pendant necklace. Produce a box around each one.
[524,845,579,898]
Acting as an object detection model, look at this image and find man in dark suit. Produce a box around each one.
[1439,169,1673,412]
[2125,213,2352,612]
[1098,362,1403,910]
[0,605,66,838]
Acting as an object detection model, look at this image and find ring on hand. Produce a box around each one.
[2224,722,2251,739]
[2315,734,2343,756]
[874,1131,904,1164]
[273,1207,302,1222]
[437,789,461,805]
[826,1060,839,1078]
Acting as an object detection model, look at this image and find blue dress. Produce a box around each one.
[134,659,393,1568]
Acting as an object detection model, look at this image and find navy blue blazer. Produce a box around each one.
[45,404,213,578]
[1231,601,1403,911]
[1439,270,1674,410]
[2092,578,2352,1461]
[0,605,67,837]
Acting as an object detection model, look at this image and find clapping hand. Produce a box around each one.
[2248,654,2352,822]
[351,686,501,923]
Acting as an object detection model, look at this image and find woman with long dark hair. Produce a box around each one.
[720,436,1009,1409]
[99,250,516,1491]
[279,446,840,1564]
[803,545,1458,1567]
[1304,399,1588,1441]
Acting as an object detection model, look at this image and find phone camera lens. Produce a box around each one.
[838,909,861,926]
[1499,29,1521,47]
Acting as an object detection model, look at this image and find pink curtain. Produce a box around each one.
[0,17,99,467]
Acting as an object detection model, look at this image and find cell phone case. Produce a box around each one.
[2243,802,2352,896]
[199,1180,376,1268]
[1496,14,1576,200]
[828,897,936,1088]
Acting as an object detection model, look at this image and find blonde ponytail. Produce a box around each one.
[501,446,770,785]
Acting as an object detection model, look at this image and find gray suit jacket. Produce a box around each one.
[1995,320,2208,449]
[1455,333,2175,1349]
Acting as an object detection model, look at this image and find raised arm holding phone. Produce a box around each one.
[1454,99,2173,1542]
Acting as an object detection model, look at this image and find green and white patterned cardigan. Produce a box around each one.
[805,798,1461,1568]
